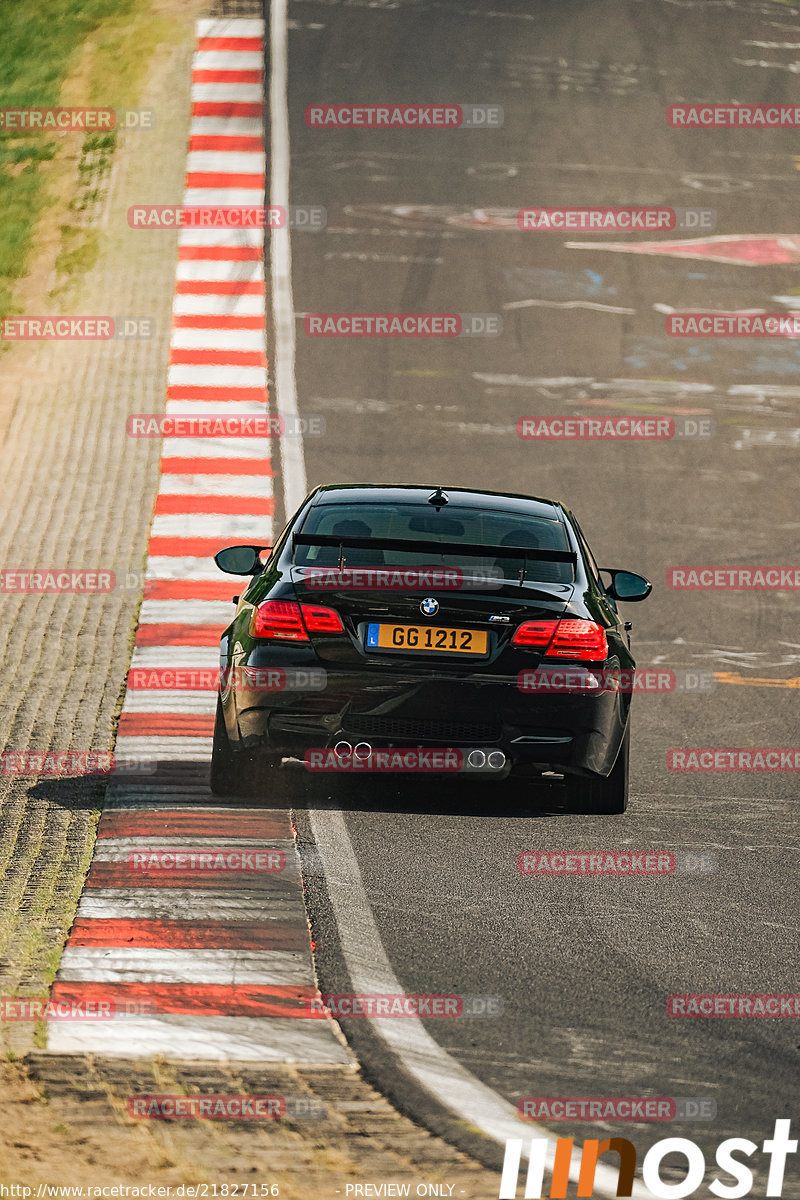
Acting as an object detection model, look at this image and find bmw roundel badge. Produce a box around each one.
[420,597,439,616]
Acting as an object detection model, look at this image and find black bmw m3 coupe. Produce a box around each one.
[210,484,651,813]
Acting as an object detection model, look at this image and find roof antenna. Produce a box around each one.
[427,486,449,509]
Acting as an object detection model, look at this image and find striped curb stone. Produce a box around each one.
[47,18,348,1066]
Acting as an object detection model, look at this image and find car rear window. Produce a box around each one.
[294,503,574,584]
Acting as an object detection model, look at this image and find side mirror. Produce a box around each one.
[601,569,652,602]
[214,545,271,576]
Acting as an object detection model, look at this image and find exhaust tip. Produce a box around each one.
[333,740,352,759]
[487,750,506,770]
[467,749,487,769]
[353,742,372,761]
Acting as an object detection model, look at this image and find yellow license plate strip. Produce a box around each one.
[366,622,488,655]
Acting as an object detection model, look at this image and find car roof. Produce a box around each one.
[308,484,565,523]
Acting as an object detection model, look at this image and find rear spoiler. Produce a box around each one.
[291,532,577,566]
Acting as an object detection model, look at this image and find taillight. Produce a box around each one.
[512,620,559,648]
[249,600,344,639]
[512,618,607,661]
[547,620,607,661]
[301,604,344,633]
[250,601,308,640]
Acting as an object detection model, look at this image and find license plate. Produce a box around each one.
[365,622,488,655]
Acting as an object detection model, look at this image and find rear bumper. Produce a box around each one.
[223,661,630,780]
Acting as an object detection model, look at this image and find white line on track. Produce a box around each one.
[121,691,217,714]
[170,328,268,350]
[504,298,636,314]
[95,836,295,850]
[58,947,312,986]
[270,0,308,520]
[113,736,212,759]
[191,83,263,102]
[167,364,267,387]
[196,17,265,35]
[309,807,653,1197]
[183,187,265,206]
[176,260,265,281]
[77,892,307,920]
[178,227,265,247]
[102,785,221,805]
[193,50,264,69]
[47,1015,351,1063]
[160,436,271,459]
[128,646,220,668]
[165,400,270,418]
[173,294,263,316]
[186,152,266,173]
[173,294,265,316]
[155,475,272,497]
[189,117,264,137]
[150,513,268,539]
[472,372,716,393]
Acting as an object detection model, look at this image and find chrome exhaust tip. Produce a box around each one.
[333,740,352,759]
[353,741,372,761]
[487,750,506,770]
[467,749,487,769]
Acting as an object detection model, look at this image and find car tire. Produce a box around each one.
[210,695,252,796]
[567,723,630,815]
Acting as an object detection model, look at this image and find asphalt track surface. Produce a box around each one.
[264,0,800,1187]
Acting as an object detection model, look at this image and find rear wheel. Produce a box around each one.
[210,696,283,797]
[210,695,257,796]
[567,724,630,815]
